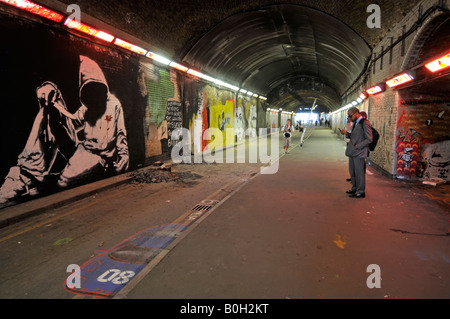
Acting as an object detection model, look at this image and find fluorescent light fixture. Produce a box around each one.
[386,72,414,88]
[1,0,64,22]
[222,82,239,91]
[359,92,367,100]
[146,51,171,65]
[114,38,147,55]
[64,19,114,43]
[366,84,384,95]
[246,91,254,96]
[357,98,363,103]
[260,96,267,100]
[209,78,222,85]
[331,103,353,114]
[169,61,189,72]
[201,74,215,82]
[240,89,247,94]
[187,69,204,78]
[425,52,450,73]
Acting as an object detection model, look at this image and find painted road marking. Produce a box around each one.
[63,172,261,298]
[113,172,261,299]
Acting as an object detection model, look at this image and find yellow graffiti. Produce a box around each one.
[208,99,235,149]
[333,234,347,249]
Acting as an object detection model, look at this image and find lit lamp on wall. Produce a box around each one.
[366,83,385,95]
[0,0,64,22]
[64,19,115,43]
[114,38,147,55]
[386,72,415,88]
[425,52,450,73]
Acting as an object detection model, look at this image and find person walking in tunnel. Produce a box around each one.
[283,119,293,154]
[345,107,373,198]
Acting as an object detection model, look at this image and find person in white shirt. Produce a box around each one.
[283,119,293,154]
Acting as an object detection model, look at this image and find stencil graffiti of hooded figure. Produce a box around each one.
[0,56,128,204]
[57,56,129,185]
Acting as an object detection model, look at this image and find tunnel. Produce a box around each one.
[0,0,449,301]
[0,0,448,205]
[181,4,371,114]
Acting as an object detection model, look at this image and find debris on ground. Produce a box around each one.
[129,163,202,184]
[422,178,445,187]
[130,165,179,183]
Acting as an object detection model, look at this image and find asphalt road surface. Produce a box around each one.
[0,128,448,300]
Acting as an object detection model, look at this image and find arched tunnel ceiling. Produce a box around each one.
[54,0,423,112]
[182,5,371,112]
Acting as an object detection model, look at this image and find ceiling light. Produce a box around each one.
[114,38,147,55]
[169,61,189,72]
[1,0,64,22]
[64,19,114,43]
[146,51,171,65]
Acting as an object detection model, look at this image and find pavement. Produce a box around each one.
[122,128,448,299]
[0,127,449,300]
[0,171,133,229]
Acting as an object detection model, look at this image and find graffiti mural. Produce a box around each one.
[165,101,183,149]
[266,110,279,132]
[141,63,181,158]
[247,103,258,138]
[0,10,270,209]
[0,12,146,208]
[238,96,258,139]
[204,85,235,151]
[396,93,450,181]
[235,105,245,142]
[421,140,450,180]
[186,87,209,154]
[396,139,420,177]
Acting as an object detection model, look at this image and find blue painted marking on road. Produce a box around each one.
[64,223,188,297]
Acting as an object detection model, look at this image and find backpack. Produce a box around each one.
[361,119,380,151]
[369,127,380,151]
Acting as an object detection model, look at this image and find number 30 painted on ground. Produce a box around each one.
[97,269,136,285]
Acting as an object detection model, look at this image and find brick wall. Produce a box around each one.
[336,0,449,177]
[368,90,399,175]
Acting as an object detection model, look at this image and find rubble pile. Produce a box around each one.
[130,162,179,184]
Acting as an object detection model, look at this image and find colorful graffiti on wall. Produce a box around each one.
[141,63,181,158]
[0,11,267,209]
[0,14,148,208]
[396,95,450,181]
[266,110,279,132]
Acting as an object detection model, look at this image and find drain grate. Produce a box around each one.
[190,199,219,213]
[191,204,212,212]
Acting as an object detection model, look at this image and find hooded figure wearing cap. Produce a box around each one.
[0,56,129,204]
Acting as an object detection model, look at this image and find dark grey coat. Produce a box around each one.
[345,118,373,158]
